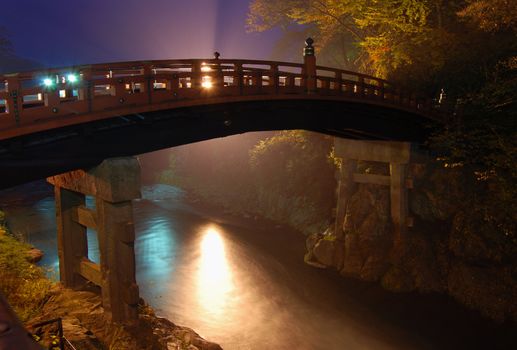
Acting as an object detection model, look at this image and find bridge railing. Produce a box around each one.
[0,57,440,140]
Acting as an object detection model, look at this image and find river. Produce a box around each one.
[1,181,515,349]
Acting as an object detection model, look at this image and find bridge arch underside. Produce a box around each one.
[0,98,435,189]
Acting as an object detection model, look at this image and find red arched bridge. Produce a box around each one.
[0,42,442,189]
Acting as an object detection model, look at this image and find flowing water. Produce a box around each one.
[1,182,515,349]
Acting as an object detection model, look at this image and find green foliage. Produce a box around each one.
[249,131,337,233]
[248,0,470,78]
[249,0,517,246]
[0,215,53,322]
[430,56,517,241]
[249,130,335,202]
[458,0,517,32]
[157,131,337,234]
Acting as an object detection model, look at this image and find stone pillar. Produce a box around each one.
[54,187,88,288]
[333,139,412,254]
[96,199,139,322]
[48,157,141,324]
[390,162,408,253]
[334,159,357,239]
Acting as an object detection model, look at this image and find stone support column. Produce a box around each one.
[96,199,139,322]
[54,187,87,288]
[334,159,357,239]
[48,157,141,324]
[333,138,412,255]
[390,163,408,253]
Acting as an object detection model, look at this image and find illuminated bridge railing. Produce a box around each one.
[0,58,439,140]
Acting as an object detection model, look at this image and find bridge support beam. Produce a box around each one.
[334,139,413,252]
[47,157,141,324]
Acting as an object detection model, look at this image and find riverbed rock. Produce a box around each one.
[305,229,345,269]
[447,262,517,323]
[28,285,222,350]
[305,233,322,252]
[312,238,338,267]
[449,213,516,264]
[380,266,415,293]
[26,248,44,263]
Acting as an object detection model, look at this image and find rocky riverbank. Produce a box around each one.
[305,163,517,324]
[28,285,222,350]
[0,210,222,350]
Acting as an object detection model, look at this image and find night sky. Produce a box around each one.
[0,0,284,68]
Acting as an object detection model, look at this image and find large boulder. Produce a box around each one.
[26,248,44,263]
[338,184,392,281]
[447,262,517,323]
[449,213,516,264]
[380,266,415,293]
[312,237,343,269]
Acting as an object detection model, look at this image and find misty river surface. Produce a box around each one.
[1,182,514,350]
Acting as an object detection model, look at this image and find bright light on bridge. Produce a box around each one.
[42,78,54,87]
[67,74,79,83]
[201,79,213,89]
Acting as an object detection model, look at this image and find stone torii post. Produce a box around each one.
[47,157,141,324]
[333,139,414,254]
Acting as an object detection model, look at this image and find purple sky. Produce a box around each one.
[0,0,291,68]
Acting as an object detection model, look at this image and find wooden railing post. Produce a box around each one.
[334,71,342,94]
[192,61,202,90]
[379,81,385,100]
[270,64,279,94]
[357,76,365,96]
[5,76,22,126]
[43,75,60,114]
[114,76,127,106]
[303,38,317,94]
[143,64,153,104]
[79,68,93,113]
[234,63,243,95]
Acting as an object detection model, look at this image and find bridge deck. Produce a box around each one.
[0,58,442,142]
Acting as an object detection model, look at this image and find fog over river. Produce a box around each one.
[1,182,514,349]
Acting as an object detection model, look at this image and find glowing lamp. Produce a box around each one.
[201,80,213,89]
[67,74,78,83]
[42,78,53,87]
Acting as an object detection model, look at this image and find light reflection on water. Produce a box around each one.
[137,217,175,276]
[197,226,235,319]
[2,185,416,349]
[3,184,511,349]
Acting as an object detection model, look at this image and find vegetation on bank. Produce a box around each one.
[151,2,516,321]
[157,131,337,234]
[155,1,516,246]
[0,210,53,322]
[247,0,517,242]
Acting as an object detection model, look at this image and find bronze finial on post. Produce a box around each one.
[303,37,315,57]
[303,38,317,94]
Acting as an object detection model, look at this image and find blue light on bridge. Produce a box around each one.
[42,78,54,87]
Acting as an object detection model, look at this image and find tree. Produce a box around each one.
[248,0,517,241]
[458,0,517,32]
[0,26,40,74]
[248,0,467,78]
[0,26,13,57]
